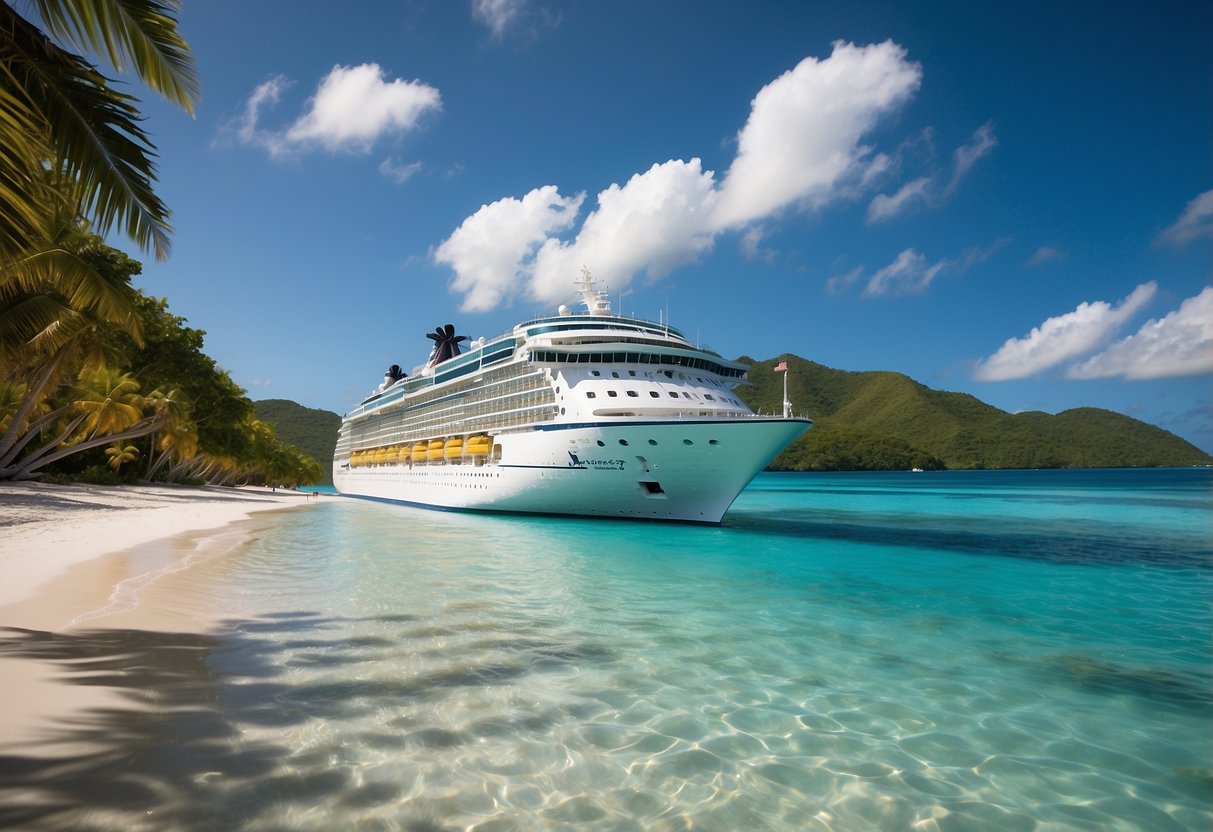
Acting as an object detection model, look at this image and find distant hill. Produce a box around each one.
[737,355,1213,471]
[254,399,341,482]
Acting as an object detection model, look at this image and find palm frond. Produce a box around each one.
[3,4,172,258]
[31,0,199,113]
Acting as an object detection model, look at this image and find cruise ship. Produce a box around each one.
[332,274,811,523]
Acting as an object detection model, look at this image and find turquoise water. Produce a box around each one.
[2,469,1211,830]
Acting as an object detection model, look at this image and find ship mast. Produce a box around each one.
[575,267,612,316]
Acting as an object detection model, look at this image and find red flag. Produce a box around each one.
[774,361,788,372]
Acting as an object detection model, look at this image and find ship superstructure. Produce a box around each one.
[333,275,811,523]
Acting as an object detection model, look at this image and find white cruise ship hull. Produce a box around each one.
[333,418,809,524]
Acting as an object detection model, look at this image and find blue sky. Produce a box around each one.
[123,1,1212,451]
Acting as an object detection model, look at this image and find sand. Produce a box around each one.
[0,481,322,750]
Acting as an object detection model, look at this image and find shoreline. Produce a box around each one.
[0,481,321,752]
[0,480,320,618]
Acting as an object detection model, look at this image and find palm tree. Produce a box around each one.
[1,0,200,262]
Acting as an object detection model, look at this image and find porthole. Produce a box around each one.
[559,407,565,415]
[608,390,618,398]
[648,439,658,446]
[619,439,629,446]
[626,390,638,397]
[683,439,693,446]
[669,392,678,398]
[611,371,620,378]
[649,391,659,397]
[586,391,596,399]
[596,440,606,447]
[709,439,720,445]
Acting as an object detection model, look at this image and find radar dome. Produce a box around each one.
[558,304,572,316]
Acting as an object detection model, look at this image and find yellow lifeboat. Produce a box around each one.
[427,438,446,461]
[444,437,464,462]
[464,434,491,459]
[411,442,428,462]
[383,446,400,463]
[373,448,389,465]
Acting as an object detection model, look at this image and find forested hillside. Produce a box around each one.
[254,400,342,483]
[738,355,1212,471]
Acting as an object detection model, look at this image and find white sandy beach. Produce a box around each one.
[0,481,321,750]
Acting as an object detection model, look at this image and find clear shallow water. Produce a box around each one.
[2,469,1210,831]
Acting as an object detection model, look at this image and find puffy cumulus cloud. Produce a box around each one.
[712,40,922,230]
[437,41,923,309]
[862,249,947,297]
[1156,189,1213,247]
[284,64,441,152]
[530,159,719,304]
[230,64,440,157]
[1068,287,1213,380]
[973,282,1157,381]
[433,186,585,312]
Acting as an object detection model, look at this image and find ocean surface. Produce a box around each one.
[2,468,1211,831]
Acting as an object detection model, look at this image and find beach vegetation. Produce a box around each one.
[0,234,323,486]
[0,0,199,263]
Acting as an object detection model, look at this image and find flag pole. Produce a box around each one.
[782,363,790,418]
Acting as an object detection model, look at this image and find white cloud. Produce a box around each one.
[865,122,996,223]
[436,41,923,309]
[231,64,440,157]
[867,176,931,223]
[1026,246,1064,267]
[530,159,719,304]
[433,186,585,312]
[944,121,996,196]
[379,157,422,184]
[1067,287,1213,380]
[1156,189,1213,247]
[711,40,922,230]
[973,282,1157,381]
[826,265,863,295]
[472,0,527,38]
[862,249,947,297]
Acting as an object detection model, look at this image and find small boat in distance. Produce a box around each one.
[333,273,811,523]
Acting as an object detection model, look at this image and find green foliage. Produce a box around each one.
[741,355,1212,471]
[254,399,340,484]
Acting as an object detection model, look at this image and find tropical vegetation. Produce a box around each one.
[254,399,341,484]
[1,1,320,486]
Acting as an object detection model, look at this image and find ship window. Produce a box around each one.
[591,370,600,376]
[586,392,596,399]
[669,392,678,398]
[683,439,694,445]
[709,439,720,445]
[648,439,658,446]
[611,371,620,378]
[683,393,692,399]
[559,407,565,415]
[619,439,629,446]
[629,370,636,376]
[705,394,715,401]
[626,390,638,397]
[649,391,660,398]
[592,353,603,362]
[597,440,606,447]
[608,390,618,398]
